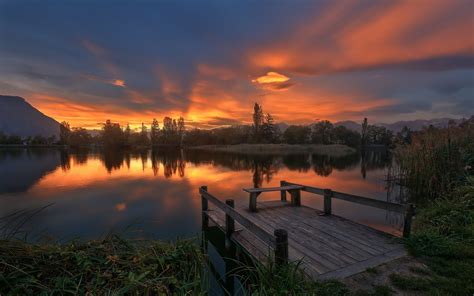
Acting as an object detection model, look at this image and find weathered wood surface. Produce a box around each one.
[204,200,406,280]
[243,185,303,193]
[283,181,407,213]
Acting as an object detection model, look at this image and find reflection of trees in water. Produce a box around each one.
[150,149,186,178]
[22,147,392,183]
[185,150,282,187]
[311,153,360,177]
[60,150,70,171]
[282,154,311,172]
[100,149,126,173]
[360,148,392,179]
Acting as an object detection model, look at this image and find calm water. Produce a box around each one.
[0,148,403,241]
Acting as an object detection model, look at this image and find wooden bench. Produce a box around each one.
[243,184,304,212]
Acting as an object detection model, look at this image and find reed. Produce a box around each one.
[392,120,473,204]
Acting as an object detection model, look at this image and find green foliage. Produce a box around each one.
[236,260,349,295]
[400,178,474,295]
[0,236,204,295]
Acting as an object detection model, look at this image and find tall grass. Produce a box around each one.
[0,236,205,295]
[388,118,474,294]
[233,258,348,295]
[392,120,473,204]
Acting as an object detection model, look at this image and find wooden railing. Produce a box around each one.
[281,181,415,237]
[199,186,288,265]
[242,180,415,238]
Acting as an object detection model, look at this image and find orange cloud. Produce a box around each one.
[252,71,289,84]
[250,0,473,74]
[113,79,125,87]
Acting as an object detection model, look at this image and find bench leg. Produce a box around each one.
[249,192,258,212]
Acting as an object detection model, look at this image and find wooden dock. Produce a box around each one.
[200,181,414,280]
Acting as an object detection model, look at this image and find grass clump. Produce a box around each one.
[236,260,348,295]
[398,179,474,294]
[0,235,204,295]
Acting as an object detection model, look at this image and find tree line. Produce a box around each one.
[185,103,394,148]
[2,102,401,148]
[60,116,186,148]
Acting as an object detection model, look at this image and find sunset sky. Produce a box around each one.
[0,0,473,129]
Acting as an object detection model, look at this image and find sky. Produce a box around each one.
[0,0,473,129]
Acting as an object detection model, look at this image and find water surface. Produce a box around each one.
[0,148,402,241]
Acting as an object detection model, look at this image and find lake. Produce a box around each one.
[0,148,403,242]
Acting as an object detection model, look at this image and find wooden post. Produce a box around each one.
[226,199,235,239]
[249,192,258,212]
[323,189,332,215]
[403,204,415,238]
[280,180,287,201]
[290,189,301,206]
[274,229,288,266]
[200,186,209,228]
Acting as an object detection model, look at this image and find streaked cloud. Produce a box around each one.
[0,0,472,127]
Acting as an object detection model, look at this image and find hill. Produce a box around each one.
[0,95,60,138]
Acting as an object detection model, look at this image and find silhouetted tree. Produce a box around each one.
[177,117,185,146]
[69,128,92,147]
[252,103,264,142]
[60,121,71,145]
[261,113,280,143]
[101,120,125,147]
[124,124,131,146]
[283,125,311,144]
[311,120,333,144]
[361,118,368,147]
[150,118,160,146]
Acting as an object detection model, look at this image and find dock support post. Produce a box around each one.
[274,229,288,266]
[323,189,332,215]
[200,186,209,228]
[280,180,287,201]
[226,199,235,240]
[403,204,415,238]
[249,192,259,212]
[290,189,301,206]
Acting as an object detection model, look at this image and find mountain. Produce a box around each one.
[333,118,462,133]
[334,121,362,132]
[379,118,461,133]
[0,95,60,138]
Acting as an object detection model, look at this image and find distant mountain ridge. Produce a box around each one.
[0,95,60,138]
[334,118,462,133]
[276,118,463,133]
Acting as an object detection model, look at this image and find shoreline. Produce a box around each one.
[188,143,357,157]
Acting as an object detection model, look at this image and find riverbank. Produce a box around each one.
[0,236,204,294]
[189,144,357,157]
[0,235,348,295]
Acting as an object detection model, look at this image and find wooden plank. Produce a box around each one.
[256,205,372,263]
[253,205,361,266]
[200,189,276,247]
[255,203,373,261]
[243,185,303,193]
[317,247,406,280]
[263,204,393,255]
[237,205,343,272]
[279,206,395,254]
[281,204,399,250]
